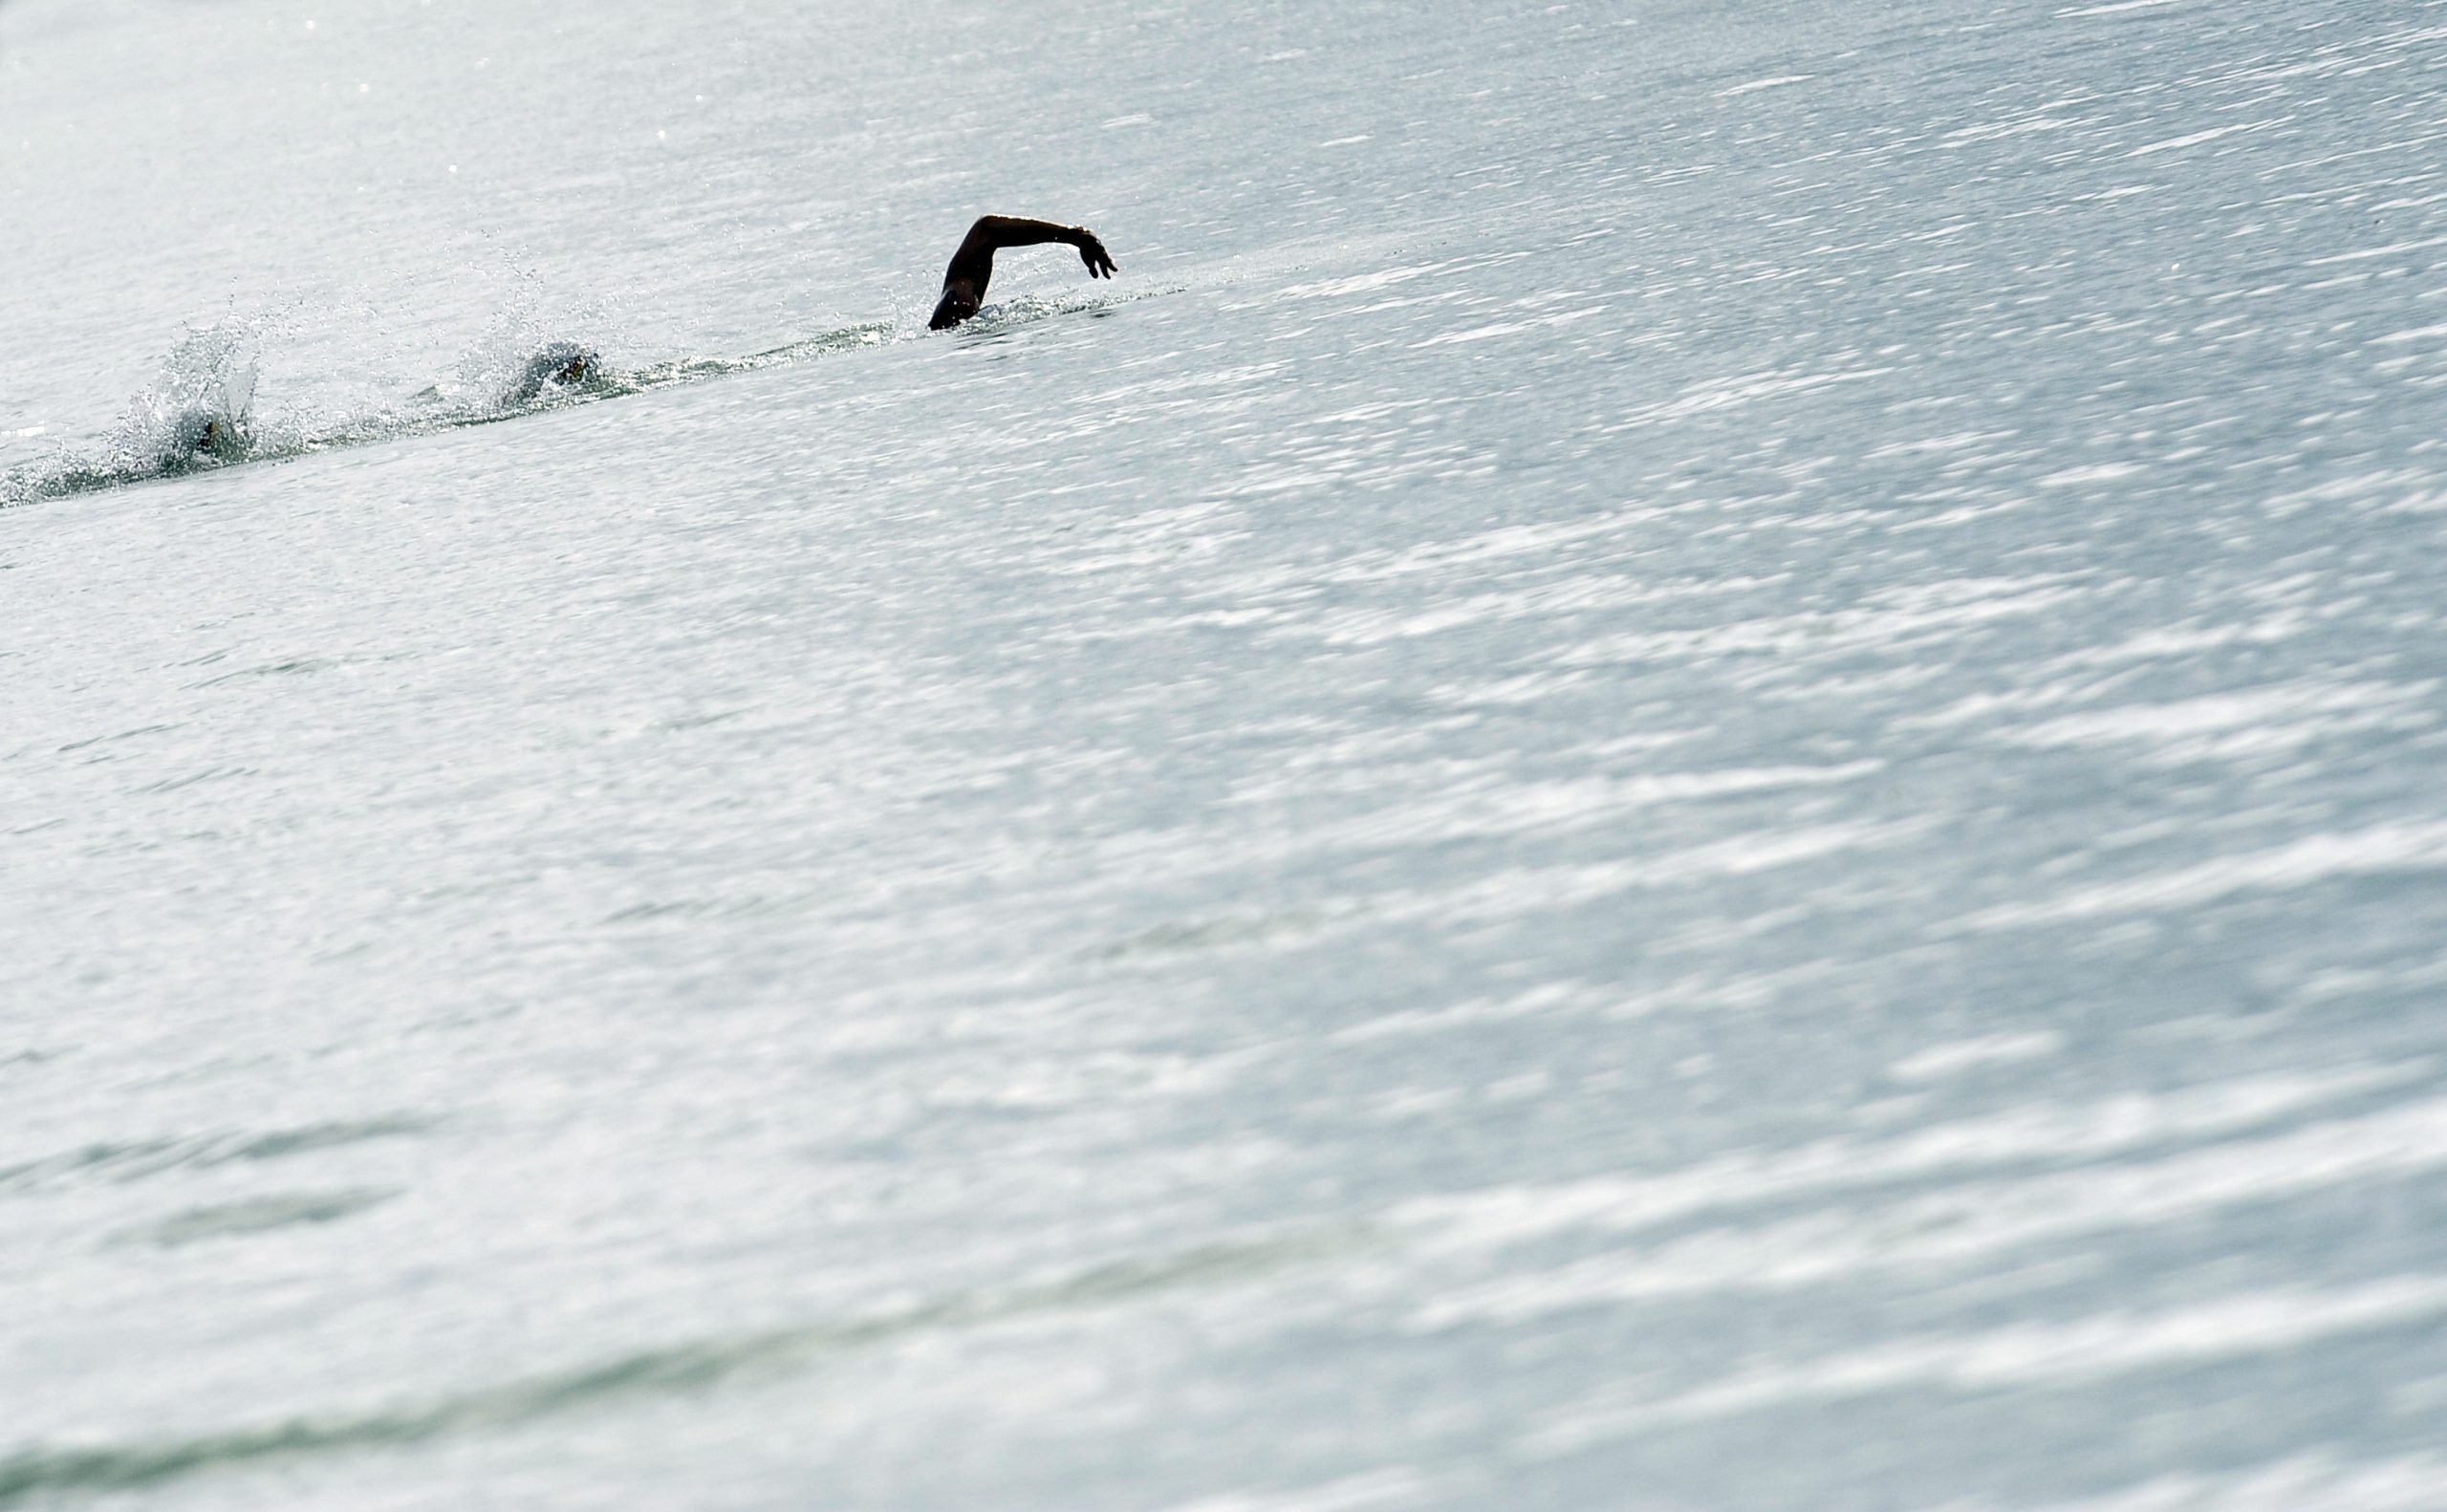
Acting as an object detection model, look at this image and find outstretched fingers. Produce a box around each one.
[1077,232,1118,279]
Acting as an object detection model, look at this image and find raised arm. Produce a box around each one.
[929,215,1118,330]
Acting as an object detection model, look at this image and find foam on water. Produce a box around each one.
[0,318,899,508]
[0,283,1166,508]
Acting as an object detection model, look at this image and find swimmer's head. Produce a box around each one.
[168,410,231,458]
[508,343,599,403]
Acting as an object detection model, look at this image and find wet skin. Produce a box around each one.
[929,215,1117,330]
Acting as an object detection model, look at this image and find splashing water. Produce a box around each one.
[108,323,259,467]
[0,285,1142,508]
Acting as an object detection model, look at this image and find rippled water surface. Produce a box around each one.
[7,0,2447,1507]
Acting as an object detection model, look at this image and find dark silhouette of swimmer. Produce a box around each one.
[162,359,256,462]
[169,410,247,461]
[504,341,600,404]
[930,216,1117,330]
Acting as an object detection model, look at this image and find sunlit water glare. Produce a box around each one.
[6,0,2447,1507]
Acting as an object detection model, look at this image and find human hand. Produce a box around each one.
[1076,229,1117,279]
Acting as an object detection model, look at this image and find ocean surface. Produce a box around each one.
[7,0,2447,1506]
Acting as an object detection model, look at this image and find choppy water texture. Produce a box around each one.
[6,0,2447,1507]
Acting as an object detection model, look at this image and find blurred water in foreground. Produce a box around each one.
[6,0,2447,1507]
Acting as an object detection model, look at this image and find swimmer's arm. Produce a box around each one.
[931,215,1117,329]
[951,215,1117,283]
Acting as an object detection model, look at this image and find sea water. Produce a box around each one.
[5,0,2447,1507]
